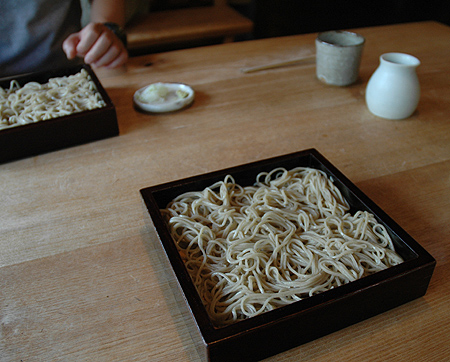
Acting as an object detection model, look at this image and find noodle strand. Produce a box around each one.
[162,167,404,326]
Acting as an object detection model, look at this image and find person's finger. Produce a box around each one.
[75,23,104,57]
[62,33,80,60]
[83,26,122,64]
[102,49,128,69]
[91,43,120,67]
[63,23,128,69]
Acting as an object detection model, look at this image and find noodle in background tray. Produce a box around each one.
[0,69,106,130]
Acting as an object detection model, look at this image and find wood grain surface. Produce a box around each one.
[1,21,449,362]
[126,5,253,49]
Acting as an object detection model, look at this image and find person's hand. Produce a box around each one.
[63,22,128,69]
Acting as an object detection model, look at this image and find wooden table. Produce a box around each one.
[1,21,449,361]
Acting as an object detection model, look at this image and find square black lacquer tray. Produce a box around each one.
[140,149,435,362]
[0,64,118,164]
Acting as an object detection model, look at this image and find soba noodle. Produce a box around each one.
[0,69,106,130]
[162,167,404,327]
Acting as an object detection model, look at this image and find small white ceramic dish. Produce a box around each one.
[133,82,195,113]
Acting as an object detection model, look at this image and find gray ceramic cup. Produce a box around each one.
[315,30,365,86]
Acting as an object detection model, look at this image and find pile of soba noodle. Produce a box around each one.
[0,69,106,130]
[162,167,403,327]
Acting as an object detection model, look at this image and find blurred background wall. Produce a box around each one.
[235,0,450,39]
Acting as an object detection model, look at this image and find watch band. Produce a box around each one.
[103,22,127,48]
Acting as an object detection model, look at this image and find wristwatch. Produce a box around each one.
[103,22,127,48]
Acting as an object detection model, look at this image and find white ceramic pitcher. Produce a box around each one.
[365,53,420,119]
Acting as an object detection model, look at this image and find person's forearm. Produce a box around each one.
[90,0,126,27]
